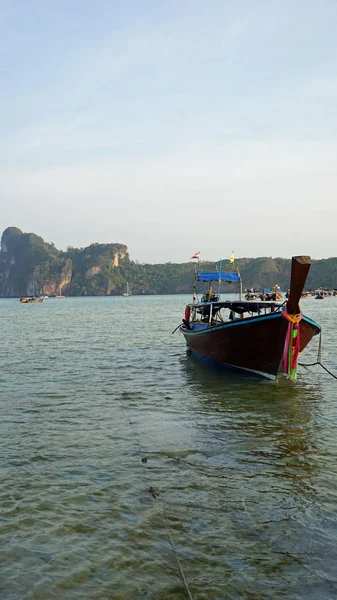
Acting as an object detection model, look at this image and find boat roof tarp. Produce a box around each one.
[197,272,240,282]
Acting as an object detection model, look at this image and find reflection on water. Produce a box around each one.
[175,352,334,598]
[0,296,336,600]
[181,351,323,480]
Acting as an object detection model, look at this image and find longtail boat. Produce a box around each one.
[19,296,45,303]
[179,256,320,381]
[20,296,36,303]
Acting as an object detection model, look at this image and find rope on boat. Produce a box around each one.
[299,333,337,380]
[172,322,183,334]
[299,361,337,379]
[127,413,195,600]
[161,504,195,600]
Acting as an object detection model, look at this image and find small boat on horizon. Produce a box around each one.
[179,255,320,382]
[122,282,131,297]
[20,296,36,303]
[20,296,45,304]
[56,285,65,298]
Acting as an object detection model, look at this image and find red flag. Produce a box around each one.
[190,251,200,260]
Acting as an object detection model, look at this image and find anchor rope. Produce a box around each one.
[161,504,194,600]
[299,332,337,380]
[126,412,195,600]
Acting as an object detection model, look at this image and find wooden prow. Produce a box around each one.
[286,255,311,315]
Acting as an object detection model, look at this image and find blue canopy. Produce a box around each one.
[197,272,241,282]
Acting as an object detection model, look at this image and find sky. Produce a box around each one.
[1,0,337,263]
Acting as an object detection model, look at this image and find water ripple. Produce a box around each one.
[0,295,336,599]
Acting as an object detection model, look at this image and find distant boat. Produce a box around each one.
[20,296,36,303]
[122,282,131,297]
[179,255,320,382]
[20,296,44,304]
[56,286,65,299]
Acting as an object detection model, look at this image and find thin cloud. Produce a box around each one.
[1,1,337,261]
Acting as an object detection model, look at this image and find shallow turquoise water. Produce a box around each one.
[0,295,337,599]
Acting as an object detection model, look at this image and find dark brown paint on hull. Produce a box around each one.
[181,314,320,379]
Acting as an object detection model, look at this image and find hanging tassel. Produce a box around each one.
[282,311,302,381]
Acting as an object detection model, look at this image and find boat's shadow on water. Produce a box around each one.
[179,349,323,417]
[179,350,324,496]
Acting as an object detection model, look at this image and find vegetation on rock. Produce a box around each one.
[0,227,336,297]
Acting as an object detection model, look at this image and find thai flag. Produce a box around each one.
[190,251,200,259]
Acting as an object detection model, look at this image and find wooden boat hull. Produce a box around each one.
[180,313,320,380]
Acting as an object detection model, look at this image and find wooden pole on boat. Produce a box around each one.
[286,255,311,315]
[236,268,242,300]
[193,261,198,303]
[217,259,222,298]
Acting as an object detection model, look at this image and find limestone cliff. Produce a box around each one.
[0,227,72,297]
[0,227,128,297]
[1,226,335,295]
[65,242,129,295]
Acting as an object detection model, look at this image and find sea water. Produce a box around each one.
[0,295,336,599]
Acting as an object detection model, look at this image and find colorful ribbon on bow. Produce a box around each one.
[281,310,302,381]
